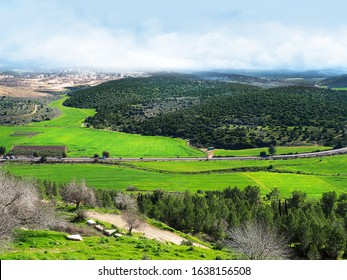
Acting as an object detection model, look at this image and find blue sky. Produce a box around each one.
[1,0,347,70]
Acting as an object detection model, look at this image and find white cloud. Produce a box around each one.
[1,3,347,71]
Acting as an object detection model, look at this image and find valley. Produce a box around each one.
[1,70,347,261]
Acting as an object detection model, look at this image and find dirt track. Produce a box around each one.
[86,210,208,249]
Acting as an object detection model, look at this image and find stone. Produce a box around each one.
[114,233,122,237]
[87,219,97,226]
[104,229,117,236]
[94,224,104,231]
[67,234,83,241]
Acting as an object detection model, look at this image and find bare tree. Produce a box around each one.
[0,172,58,247]
[61,179,96,209]
[121,209,144,235]
[114,192,136,210]
[225,220,290,260]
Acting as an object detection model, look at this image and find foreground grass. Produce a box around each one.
[3,155,347,198]
[0,97,204,158]
[0,230,232,260]
[214,146,331,157]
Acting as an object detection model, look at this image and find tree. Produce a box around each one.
[321,191,337,218]
[288,191,306,209]
[121,209,144,235]
[0,172,58,246]
[61,179,96,209]
[268,145,276,155]
[244,185,261,205]
[102,151,110,158]
[225,220,290,260]
[0,146,6,155]
[114,192,136,210]
[259,151,267,157]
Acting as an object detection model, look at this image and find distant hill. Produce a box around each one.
[320,75,347,88]
[192,71,269,84]
[65,73,347,149]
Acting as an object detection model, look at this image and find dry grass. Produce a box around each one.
[0,86,48,97]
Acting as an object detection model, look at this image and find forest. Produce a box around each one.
[64,73,347,149]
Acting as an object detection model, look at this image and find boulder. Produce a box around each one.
[67,234,83,241]
[87,219,97,226]
[114,233,122,237]
[95,224,104,231]
[104,229,117,236]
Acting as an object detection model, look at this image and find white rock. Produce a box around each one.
[114,233,122,237]
[104,229,117,236]
[87,219,97,226]
[94,224,104,231]
[67,234,83,241]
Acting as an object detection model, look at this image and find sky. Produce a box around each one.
[1,0,347,71]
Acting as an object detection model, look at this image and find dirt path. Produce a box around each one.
[21,104,38,117]
[86,210,208,249]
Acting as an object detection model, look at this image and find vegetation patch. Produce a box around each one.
[10,145,67,157]
[10,131,41,138]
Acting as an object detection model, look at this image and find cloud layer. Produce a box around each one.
[1,0,347,70]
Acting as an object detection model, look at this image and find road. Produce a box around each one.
[2,147,347,163]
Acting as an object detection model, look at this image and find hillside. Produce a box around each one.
[64,73,347,149]
[320,74,347,88]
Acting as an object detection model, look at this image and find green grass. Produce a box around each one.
[0,229,232,260]
[29,97,97,128]
[128,155,347,175]
[0,97,204,158]
[3,155,347,198]
[214,146,331,157]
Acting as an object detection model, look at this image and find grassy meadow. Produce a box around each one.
[0,229,232,260]
[4,154,347,198]
[0,97,204,158]
[214,146,331,157]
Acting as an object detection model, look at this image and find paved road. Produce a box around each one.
[1,147,347,163]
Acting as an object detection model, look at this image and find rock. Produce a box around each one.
[87,219,97,226]
[114,233,122,237]
[104,229,117,236]
[67,234,83,241]
[94,224,104,232]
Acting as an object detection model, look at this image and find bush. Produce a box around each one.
[126,186,139,192]
[180,240,193,246]
[102,151,110,158]
[260,151,267,157]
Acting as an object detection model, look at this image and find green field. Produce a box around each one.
[0,97,204,158]
[0,229,232,260]
[214,146,331,157]
[130,155,347,175]
[4,155,347,198]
